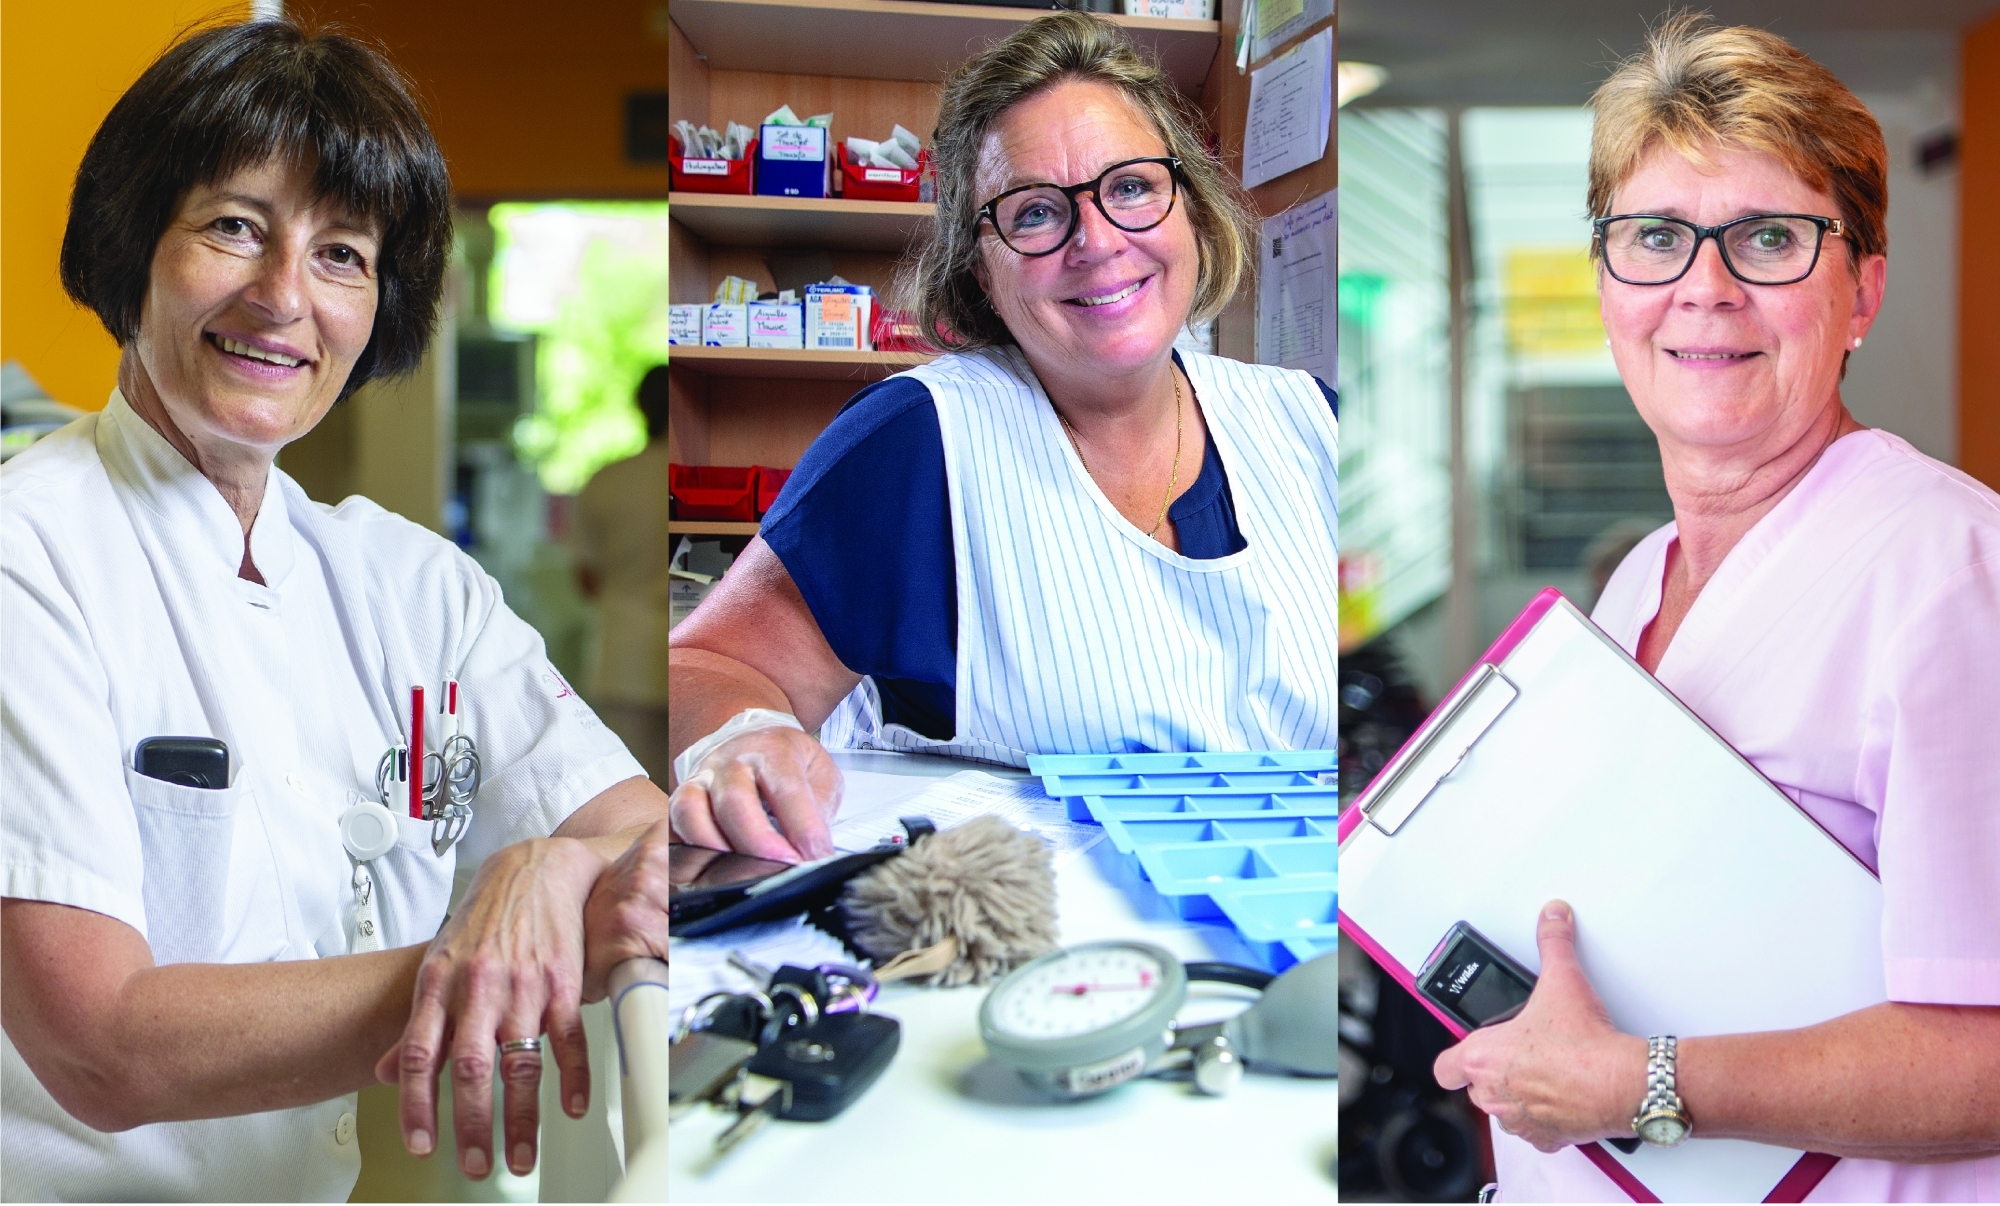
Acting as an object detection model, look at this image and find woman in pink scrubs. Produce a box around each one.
[1431,16,2000,1201]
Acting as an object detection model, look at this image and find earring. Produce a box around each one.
[1604,338,1612,348]
[1853,337,1863,349]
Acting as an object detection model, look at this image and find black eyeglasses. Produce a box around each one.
[976,156,1183,257]
[1592,213,1845,286]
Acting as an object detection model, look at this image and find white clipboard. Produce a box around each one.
[1337,589,1884,1204]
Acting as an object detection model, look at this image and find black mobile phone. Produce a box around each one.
[669,843,796,925]
[1416,920,1537,1032]
[134,736,229,790]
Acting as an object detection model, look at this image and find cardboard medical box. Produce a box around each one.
[747,301,806,349]
[668,304,704,346]
[805,285,873,351]
[702,303,749,347]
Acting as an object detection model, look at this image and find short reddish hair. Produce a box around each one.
[1587,14,1887,262]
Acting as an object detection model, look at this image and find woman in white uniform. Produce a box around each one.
[1,20,670,1200]
[668,13,1341,861]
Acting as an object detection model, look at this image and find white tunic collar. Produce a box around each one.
[98,388,297,588]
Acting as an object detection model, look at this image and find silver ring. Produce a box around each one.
[498,1037,542,1054]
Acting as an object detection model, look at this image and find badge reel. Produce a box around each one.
[977,940,1339,1100]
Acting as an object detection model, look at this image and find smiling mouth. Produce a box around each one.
[1067,279,1146,307]
[1667,350,1758,361]
[209,334,307,368]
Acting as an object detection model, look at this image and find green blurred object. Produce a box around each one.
[488,203,673,495]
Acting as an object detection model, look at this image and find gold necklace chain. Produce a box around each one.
[1057,370,1185,540]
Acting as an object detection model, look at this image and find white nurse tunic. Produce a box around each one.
[821,346,1341,763]
[0,391,643,1202]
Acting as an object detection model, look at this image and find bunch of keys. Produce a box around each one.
[668,962,901,1153]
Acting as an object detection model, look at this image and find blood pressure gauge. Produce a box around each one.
[978,940,1189,1097]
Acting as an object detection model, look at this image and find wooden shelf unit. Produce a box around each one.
[668,346,933,380]
[664,0,1329,480]
[667,193,933,252]
[668,0,1220,92]
[669,520,762,536]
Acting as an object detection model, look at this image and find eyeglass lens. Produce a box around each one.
[1601,216,1826,285]
[993,160,1177,255]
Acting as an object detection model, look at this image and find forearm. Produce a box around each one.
[666,647,801,785]
[1680,1002,2000,1161]
[22,944,424,1131]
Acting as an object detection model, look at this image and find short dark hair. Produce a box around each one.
[637,365,670,439]
[60,19,454,398]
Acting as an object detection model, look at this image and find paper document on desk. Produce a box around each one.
[831,771,1106,866]
[1241,26,1332,190]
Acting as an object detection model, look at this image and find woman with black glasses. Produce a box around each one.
[666,13,1340,863]
[1430,16,2000,1201]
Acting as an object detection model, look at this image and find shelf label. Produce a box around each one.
[680,158,730,176]
[763,126,827,162]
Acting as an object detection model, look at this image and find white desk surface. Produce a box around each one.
[660,751,1339,1203]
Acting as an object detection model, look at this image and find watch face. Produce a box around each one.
[985,945,1171,1041]
[1638,1113,1689,1146]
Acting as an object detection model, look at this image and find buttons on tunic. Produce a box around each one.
[335,1111,356,1145]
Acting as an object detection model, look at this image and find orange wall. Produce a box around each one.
[308,1,673,203]
[1,2,250,411]
[1963,11,2000,490]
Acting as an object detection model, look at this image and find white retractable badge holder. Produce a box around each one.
[340,782,398,954]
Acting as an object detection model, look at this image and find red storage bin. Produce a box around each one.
[669,137,757,195]
[870,307,930,352]
[754,466,793,516]
[837,145,929,202]
[669,464,757,521]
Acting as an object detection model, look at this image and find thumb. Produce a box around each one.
[1434,1039,1471,1091]
[1535,899,1580,977]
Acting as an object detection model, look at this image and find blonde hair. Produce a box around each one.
[1587,13,1887,262]
[903,12,1255,350]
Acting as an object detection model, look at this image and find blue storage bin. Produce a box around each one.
[755,124,830,198]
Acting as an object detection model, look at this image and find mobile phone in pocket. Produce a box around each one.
[134,737,229,790]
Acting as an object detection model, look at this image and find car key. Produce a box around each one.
[668,1030,758,1121]
[744,1009,902,1122]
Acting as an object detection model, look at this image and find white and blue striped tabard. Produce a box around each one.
[820,345,1339,765]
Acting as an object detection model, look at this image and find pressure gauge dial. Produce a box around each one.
[978,940,1187,1097]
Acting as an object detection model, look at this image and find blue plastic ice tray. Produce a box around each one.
[1097,809,1345,855]
[1029,751,1339,821]
[1209,886,1340,970]
[1134,838,1339,921]
[1026,751,1341,973]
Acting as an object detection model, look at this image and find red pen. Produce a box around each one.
[409,685,426,818]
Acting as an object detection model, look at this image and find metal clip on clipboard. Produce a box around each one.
[1356,663,1520,836]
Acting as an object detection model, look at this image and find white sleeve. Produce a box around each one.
[447,558,646,867]
[0,516,149,934]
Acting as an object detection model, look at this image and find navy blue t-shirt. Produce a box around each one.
[760,362,1337,739]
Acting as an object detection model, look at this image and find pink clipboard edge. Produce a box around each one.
[1336,587,1843,1204]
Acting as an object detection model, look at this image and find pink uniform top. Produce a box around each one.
[1492,429,2000,1203]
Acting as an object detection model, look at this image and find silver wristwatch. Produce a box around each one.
[1631,1035,1692,1146]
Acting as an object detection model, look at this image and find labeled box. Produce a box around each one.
[702,303,749,347]
[747,301,805,349]
[755,124,830,198]
[805,284,873,351]
[668,137,757,195]
[668,304,704,346]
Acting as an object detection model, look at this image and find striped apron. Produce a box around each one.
[821,345,1340,765]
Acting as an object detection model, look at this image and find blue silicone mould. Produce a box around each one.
[1029,751,1341,972]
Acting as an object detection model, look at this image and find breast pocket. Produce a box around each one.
[363,812,459,951]
[123,765,288,966]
